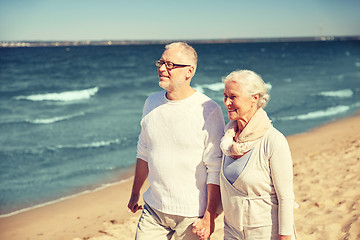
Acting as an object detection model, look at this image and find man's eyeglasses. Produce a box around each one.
[156,60,191,69]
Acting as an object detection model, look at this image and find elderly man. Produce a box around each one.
[127,42,224,240]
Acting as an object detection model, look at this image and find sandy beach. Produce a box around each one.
[1,112,359,240]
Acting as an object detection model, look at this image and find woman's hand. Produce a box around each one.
[192,218,211,240]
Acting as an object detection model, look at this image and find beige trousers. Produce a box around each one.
[135,203,200,240]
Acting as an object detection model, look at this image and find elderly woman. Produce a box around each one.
[220,70,295,240]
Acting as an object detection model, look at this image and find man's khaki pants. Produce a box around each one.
[135,203,200,240]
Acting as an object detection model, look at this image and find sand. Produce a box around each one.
[0,112,359,240]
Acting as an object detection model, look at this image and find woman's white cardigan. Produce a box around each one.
[220,126,295,235]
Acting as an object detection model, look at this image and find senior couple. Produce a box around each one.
[127,42,296,240]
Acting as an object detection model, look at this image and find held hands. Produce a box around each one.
[192,217,214,240]
[279,235,292,240]
[127,194,143,213]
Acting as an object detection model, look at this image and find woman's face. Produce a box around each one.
[223,80,257,122]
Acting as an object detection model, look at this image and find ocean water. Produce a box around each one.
[0,41,359,216]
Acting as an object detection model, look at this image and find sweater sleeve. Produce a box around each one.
[269,131,295,235]
[136,98,150,162]
[203,105,225,185]
[136,120,148,162]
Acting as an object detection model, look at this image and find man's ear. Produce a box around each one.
[186,66,195,79]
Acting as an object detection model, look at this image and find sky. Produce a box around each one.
[0,0,360,42]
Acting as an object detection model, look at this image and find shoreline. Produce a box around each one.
[0,164,137,218]
[1,111,359,240]
[0,174,150,240]
[0,177,133,219]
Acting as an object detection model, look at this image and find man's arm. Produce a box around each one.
[192,183,221,240]
[127,158,149,213]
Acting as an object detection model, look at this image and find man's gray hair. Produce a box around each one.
[165,42,198,67]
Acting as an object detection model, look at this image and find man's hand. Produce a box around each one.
[127,158,148,213]
[191,183,220,239]
[127,194,143,213]
[279,235,292,240]
[192,216,214,240]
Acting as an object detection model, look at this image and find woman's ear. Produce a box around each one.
[252,94,259,103]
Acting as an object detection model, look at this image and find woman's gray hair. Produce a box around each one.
[222,70,270,109]
[165,42,198,67]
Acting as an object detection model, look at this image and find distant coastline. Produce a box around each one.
[1,35,360,48]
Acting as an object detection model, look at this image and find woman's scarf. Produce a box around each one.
[220,108,272,158]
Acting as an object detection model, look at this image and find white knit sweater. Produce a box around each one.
[137,90,225,217]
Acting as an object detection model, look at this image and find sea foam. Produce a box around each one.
[15,87,99,102]
[194,82,224,93]
[26,112,85,124]
[318,89,353,98]
[276,105,350,121]
[56,138,121,149]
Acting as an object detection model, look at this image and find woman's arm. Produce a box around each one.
[269,131,295,236]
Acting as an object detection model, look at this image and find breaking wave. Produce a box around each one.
[318,89,353,98]
[276,105,351,121]
[15,87,99,102]
[194,82,224,93]
[26,112,85,124]
[55,139,121,149]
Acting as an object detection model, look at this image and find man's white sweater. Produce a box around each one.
[137,90,225,217]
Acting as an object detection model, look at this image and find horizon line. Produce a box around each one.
[1,35,360,48]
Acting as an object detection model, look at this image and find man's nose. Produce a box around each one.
[159,62,167,71]
[158,65,166,75]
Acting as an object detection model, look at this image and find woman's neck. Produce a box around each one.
[236,107,259,133]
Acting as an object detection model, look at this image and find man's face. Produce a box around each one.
[157,47,192,91]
